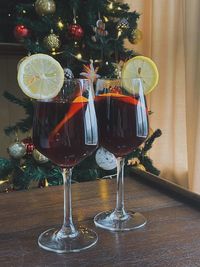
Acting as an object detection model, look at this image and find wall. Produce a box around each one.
[0,44,27,158]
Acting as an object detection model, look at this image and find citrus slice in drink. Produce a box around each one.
[17,53,64,99]
[121,56,159,95]
[49,96,88,141]
[96,93,126,98]
[73,95,88,103]
[96,93,140,106]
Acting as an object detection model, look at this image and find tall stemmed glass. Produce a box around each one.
[94,78,149,231]
[33,79,98,253]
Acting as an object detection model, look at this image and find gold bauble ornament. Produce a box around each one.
[32,149,49,164]
[35,0,56,16]
[127,157,140,166]
[136,164,146,171]
[43,32,61,51]
[117,18,129,31]
[128,28,143,44]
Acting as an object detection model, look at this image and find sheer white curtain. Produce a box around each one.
[125,0,200,193]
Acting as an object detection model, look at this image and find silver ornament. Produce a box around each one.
[64,68,74,80]
[95,147,117,170]
[117,18,129,31]
[32,149,49,164]
[8,142,26,159]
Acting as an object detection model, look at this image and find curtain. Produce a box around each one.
[125,0,200,193]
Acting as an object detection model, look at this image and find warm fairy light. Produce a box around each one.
[57,20,64,30]
[51,50,64,56]
[76,53,82,59]
[45,179,49,187]
[0,180,9,185]
[118,30,122,37]
[104,16,109,22]
[108,2,113,9]
[117,7,122,10]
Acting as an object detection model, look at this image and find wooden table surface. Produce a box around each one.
[1,172,200,267]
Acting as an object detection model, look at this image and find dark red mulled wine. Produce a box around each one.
[33,100,97,168]
[95,94,148,157]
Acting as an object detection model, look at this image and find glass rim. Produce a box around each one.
[64,78,92,82]
[96,78,143,81]
[34,78,93,102]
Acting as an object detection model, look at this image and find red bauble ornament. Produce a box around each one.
[68,24,84,40]
[22,137,35,155]
[14,25,30,40]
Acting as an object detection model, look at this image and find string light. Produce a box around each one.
[0,180,9,185]
[118,30,122,37]
[103,16,109,22]
[22,10,26,14]
[76,53,82,60]
[108,2,113,9]
[57,20,64,30]
[45,179,49,187]
[51,51,64,56]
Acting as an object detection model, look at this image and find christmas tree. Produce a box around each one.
[13,0,142,75]
[0,0,161,191]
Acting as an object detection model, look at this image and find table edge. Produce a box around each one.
[129,168,200,206]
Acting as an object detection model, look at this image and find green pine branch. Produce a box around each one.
[141,129,162,154]
[3,92,33,135]
[126,129,162,175]
[0,158,14,180]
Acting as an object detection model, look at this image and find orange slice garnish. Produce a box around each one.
[99,93,126,97]
[49,96,88,141]
[96,93,139,106]
[73,95,88,103]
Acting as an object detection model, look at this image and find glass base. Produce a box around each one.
[38,226,98,253]
[94,210,147,232]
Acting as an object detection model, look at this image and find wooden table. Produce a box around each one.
[1,170,200,267]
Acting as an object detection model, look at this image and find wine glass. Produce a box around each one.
[33,79,98,253]
[94,78,149,231]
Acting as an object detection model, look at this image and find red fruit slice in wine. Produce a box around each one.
[95,93,139,106]
[49,96,88,141]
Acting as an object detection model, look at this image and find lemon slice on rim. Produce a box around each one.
[121,56,159,94]
[17,53,64,99]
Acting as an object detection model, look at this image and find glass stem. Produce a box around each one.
[113,157,127,219]
[58,168,78,239]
